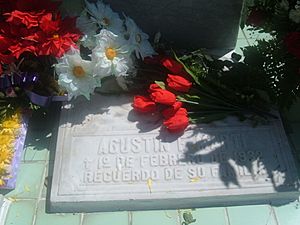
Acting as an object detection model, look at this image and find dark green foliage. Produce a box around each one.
[243,39,300,108]
[177,51,276,124]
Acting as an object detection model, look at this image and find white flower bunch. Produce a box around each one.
[56,0,156,100]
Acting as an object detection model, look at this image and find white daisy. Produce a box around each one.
[92,29,132,77]
[124,16,156,60]
[56,47,101,100]
[76,11,98,49]
[84,0,124,34]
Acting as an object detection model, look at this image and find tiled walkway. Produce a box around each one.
[1,29,300,225]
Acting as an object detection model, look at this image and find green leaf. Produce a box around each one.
[173,52,201,85]
[154,81,166,89]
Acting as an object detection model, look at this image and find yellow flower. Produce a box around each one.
[0,128,18,136]
[0,179,5,186]
[0,110,22,187]
[1,117,21,129]
[0,146,13,164]
[0,162,8,182]
[0,111,21,129]
[0,135,15,148]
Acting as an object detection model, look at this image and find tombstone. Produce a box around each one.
[62,0,243,52]
[105,0,243,51]
[49,95,299,213]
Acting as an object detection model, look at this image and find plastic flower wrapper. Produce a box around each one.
[56,47,101,100]
[92,29,132,77]
[124,16,156,60]
[84,0,124,35]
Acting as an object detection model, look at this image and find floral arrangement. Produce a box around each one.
[240,0,300,108]
[0,111,22,186]
[132,57,191,133]
[0,0,299,136]
[132,52,278,133]
[0,0,158,188]
[57,0,156,99]
[0,0,82,120]
[0,0,156,116]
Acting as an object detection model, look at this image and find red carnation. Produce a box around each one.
[9,41,36,59]
[150,89,176,106]
[163,113,189,133]
[133,95,157,113]
[5,10,43,28]
[167,74,192,92]
[39,13,60,33]
[162,101,184,119]
[161,57,185,74]
[284,32,300,60]
[38,15,81,58]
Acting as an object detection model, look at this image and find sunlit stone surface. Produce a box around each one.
[50,95,299,212]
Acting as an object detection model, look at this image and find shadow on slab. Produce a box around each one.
[16,94,299,211]
[178,125,300,196]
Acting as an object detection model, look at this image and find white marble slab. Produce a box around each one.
[50,94,299,212]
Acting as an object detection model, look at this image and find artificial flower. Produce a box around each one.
[84,0,124,34]
[150,88,176,106]
[167,74,192,92]
[76,11,98,49]
[9,41,37,59]
[2,117,21,129]
[0,162,8,186]
[0,6,81,60]
[163,112,189,133]
[289,9,300,24]
[148,83,161,92]
[0,111,22,186]
[56,47,101,100]
[161,57,185,74]
[124,16,156,59]
[92,29,132,77]
[284,32,300,59]
[0,146,13,164]
[38,14,82,58]
[4,10,43,28]
[162,102,184,119]
[133,95,157,113]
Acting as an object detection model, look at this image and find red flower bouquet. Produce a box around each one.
[0,0,82,117]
